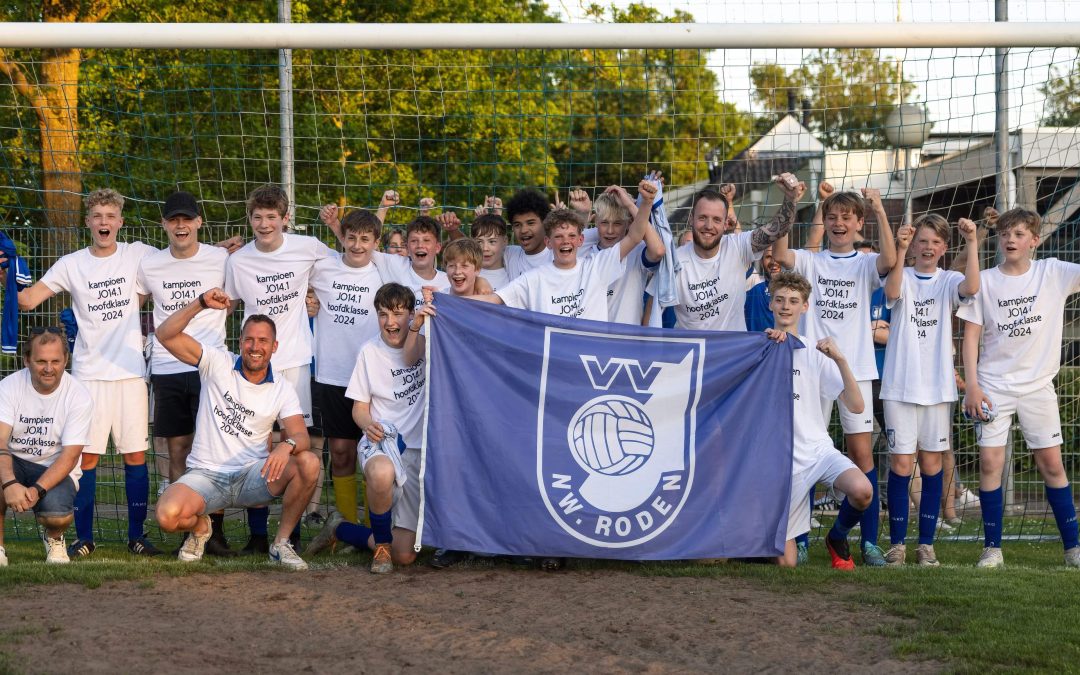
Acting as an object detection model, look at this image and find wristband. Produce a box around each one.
[32,483,46,499]
[1,479,17,490]
[198,292,209,309]
[409,326,421,333]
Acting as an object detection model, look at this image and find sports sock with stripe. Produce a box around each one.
[370,509,393,545]
[981,486,1003,548]
[124,463,149,542]
[1046,484,1079,550]
[73,467,96,542]
[336,522,373,549]
[860,466,880,547]
[332,474,358,523]
[247,506,269,537]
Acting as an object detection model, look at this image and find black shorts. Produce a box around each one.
[152,371,201,438]
[314,381,362,441]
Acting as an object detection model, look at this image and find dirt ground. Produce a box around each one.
[0,566,940,674]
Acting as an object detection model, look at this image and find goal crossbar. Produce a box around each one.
[0,21,1078,50]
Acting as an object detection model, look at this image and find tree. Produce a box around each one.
[1039,49,1080,127]
[750,49,915,150]
[0,0,120,255]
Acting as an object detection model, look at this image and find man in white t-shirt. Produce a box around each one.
[308,209,385,526]
[154,288,321,570]
[480,178,658,321]
[958,208,1080,569]
[0,329,93,566]
[226,185,334,551]
[137,191,237,556]
[764,272,873,570]
[772,187,897,567]
[880,215,979,567]
[305,283,430,575]
[673,173,806,332]
[18,188,160,559]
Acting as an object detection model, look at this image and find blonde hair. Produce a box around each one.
[593,193,631,226]
[85,188,124,213]
[442,238,483,268]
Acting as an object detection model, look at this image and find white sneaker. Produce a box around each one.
[1065,547,1080,568]
[269,540,309,570]
[958,488,981,508]
[809,517,822,529]
[884,543,906,566]
[44,535,70,565]
[976,546,1004,569]
[177,515,212,562]
[0,545,7,567]
[916,544,940,567]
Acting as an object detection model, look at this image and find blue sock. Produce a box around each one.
[830,497,863,540]
[795,532,809,548]
[74,467,96,542]
[370,509,393,545]
[247,507,269,537]
[1046,484,1079,550]
[981,486,1004,548]
[918,470,944,546]
[124,463,149,542]
[861,466,880,547]
[336,522,373,549]
[887,470,911,545]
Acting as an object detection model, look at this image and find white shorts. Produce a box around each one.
[278,365,313,426]
[883,400,952,454]
[975,383,1063,450]
[86,378,149,455]
[787,449,858,541]
[820,379,874,435]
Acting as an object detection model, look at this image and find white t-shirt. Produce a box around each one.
[40,242,157,381]
[0,370,93,484]
[370,250,449,310]
[956,258,1080,395]
[881,267,970,404]
[673,232,760,332]
[495,245,626,322]
[345,338,426,449]
[580,242,654,325]
[793,249,883,382]
[790,338,844,474]
[188,345,302,473]
[309,255,383,387]
[225,233,333,370]
[137,244,229,376]
[479,266,510,291]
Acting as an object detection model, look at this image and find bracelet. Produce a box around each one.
[1,479,18,490]
[409,326,421,333]
[32,482,46,499]
[198,292,209,309]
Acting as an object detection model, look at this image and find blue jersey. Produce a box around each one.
[870,287,891,378]
[744,280,774,333]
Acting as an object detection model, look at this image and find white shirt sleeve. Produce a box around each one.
[734,230,762,265]
[344,347,372,403]
[224,257,239,299]
[865,252,884,289]
[597,244,628,286]
[59,388,94,446]
[40,256,72,294]
[0,376,14,427]
[956,277,984,326]
[818,350,844,402]
[276,386,304,423]
[494,272,531,309]
[792,248,811,277]
[1051,258,1080,296]
[197,344,230,380]
[370,250,413,286]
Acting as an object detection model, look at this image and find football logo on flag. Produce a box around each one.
[537,327,704,548]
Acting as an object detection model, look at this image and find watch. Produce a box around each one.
[32,483,47,499]
[282,438,297,449]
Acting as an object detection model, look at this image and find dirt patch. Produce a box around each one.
[0,565,939,674]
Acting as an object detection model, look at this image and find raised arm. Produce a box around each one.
[156,288,231,366]
[818,337,864,415]
[805,181,832,252]
[404,303,433,367]
[751,173,806,254]
[863,188,896,275]
[569,189,593,224]
[436,211,465,242]
[885,224,913,302]
[956,217,981,297]
[619,178,658,261]
[375,190,400,225]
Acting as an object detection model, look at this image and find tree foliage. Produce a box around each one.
[750,49,916,150]
[1039,49,1080,127]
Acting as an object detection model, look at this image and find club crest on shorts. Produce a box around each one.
[537,327,704,548]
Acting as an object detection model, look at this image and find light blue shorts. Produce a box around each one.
[175,459,276,514]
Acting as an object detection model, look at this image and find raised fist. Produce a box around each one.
[895,224,914,250]
[319,203,340,229]
[957,217,977,240]
[568,189,592,216]
[861,187,883,208]
[435,211,462,232]
[719,183,736,205]
[818,181,835,201]
[982,206,999,225]
[775,173,806,201]
[380,190,400,208]
[638,178,659,202]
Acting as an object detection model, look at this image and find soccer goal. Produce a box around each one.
[1,0,1078,544]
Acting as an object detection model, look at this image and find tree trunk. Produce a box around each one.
[38,48,82,263]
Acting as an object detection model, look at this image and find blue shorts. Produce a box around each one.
[11,455,77,517]
[175,460,275,514]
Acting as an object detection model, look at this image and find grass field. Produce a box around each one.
[1,536,1077,673]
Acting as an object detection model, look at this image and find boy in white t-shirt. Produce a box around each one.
[308,209,386,526]
[578,186,666,325]
[673,173,806,332]
[473,213,511,291]
[957,208,1080,569]
[480,178,658,320]
[503,189,554,279]
[306,283,430,574]
[18,188,160,558]
[764,272,873,569]
[154,288,321,570]
[225,184,334,552]
[880,215,979,566]
[772,188,897,567]
[0,330,93,565]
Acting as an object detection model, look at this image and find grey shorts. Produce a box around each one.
[175,460,275,514]
[391,448,421,533]
[11,455,77,517]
